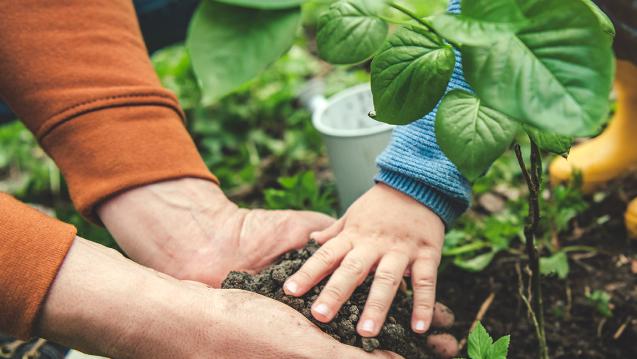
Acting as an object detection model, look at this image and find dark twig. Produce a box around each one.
[514,141,549,359]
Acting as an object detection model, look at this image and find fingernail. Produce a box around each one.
[309,231,319,240]
[361,319,375,333]
[284,281,298,294]
[414,320,427,332]
[314,303,331,317]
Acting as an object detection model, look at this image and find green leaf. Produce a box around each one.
[488,335,511,359]
[468,322,493,359]
[454,250,496,272]
[215,0,307,9]
[430,0,528,46]
[370,25,454,125]
[436,90,519,181]
[540,251,570,279]
[187,2,301,106]
[580,0,615,39]
[586,290,613,317]
[524,125,572,157]
[316,0,388,65]
[462,0,614,136]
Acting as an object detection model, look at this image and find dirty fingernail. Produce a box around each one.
[314,303,331,317]
[284,281,298,294]
[414,320,427,332]
[361,319,375,333]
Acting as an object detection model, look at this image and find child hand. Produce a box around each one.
[283,183,445,337]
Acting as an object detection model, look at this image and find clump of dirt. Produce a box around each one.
[222,241,434,359]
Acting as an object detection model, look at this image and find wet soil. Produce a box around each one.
[222,241,435,359]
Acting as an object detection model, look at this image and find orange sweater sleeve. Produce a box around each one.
[0,0,218,222]
[0,0,218,339]
[0,194,77,338]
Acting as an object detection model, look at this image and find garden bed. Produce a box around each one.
[437,176,637,359]
[224,173,636,359]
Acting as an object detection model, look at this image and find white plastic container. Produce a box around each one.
[310,84,394,211]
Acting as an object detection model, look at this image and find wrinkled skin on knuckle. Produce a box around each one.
[374,269,400,288]
[413,276,436,292]
[341,256,366,277]
[321,285,345,302]
[294,269,314,284]
[314,246,338,267]
[413,301,434,314]
[364,298,388,314]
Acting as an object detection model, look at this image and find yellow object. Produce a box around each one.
[625,198,637,239]
[549,60,637,193]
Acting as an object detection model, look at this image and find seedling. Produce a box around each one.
[465,322,511,359]
[585,289,613,318]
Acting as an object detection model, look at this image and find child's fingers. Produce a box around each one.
[284,239,351,296]
[411,256,439,333]
[312,247,378,322]
[309,217,346,244]
[357,251,410,337]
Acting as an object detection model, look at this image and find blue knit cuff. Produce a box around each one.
[375,169,469,227]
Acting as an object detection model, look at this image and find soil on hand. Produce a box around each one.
[222,241,434,359]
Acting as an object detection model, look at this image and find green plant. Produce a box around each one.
[167,1,614,357]
[314,1,614,358]
[465,322,511,359]
[264,170,336,214]
[184,0,447,107]
[585,289,613,318]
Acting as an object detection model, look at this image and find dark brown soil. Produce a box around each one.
[437,176,637,359]
[222,241,434,359]
[224,174,637,359]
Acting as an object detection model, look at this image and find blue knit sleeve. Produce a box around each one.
[374,0,472,226]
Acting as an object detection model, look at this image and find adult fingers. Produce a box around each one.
[357,251,410,337]
[284,238,351,297]
[311,247,379,322]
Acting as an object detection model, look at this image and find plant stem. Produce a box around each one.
[388,2,433,29]
[387,2,462,48]
[514,142,549,359]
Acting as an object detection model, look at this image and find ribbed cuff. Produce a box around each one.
[375,169,469,226]
[41,104,218,223]
[0,194,77,339]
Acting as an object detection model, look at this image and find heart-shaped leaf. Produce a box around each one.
[187,2,301,106]
[431,0,528,46]
[316,0,389,64]
[462,0,614,136]
[524,124,572,157]
[215,0,307,9]
[371,25,455,125]
[436,90,519,181]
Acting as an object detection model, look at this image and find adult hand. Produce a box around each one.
[98,178,334,286]
[38,237,401,359]
[284,183,446,337]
